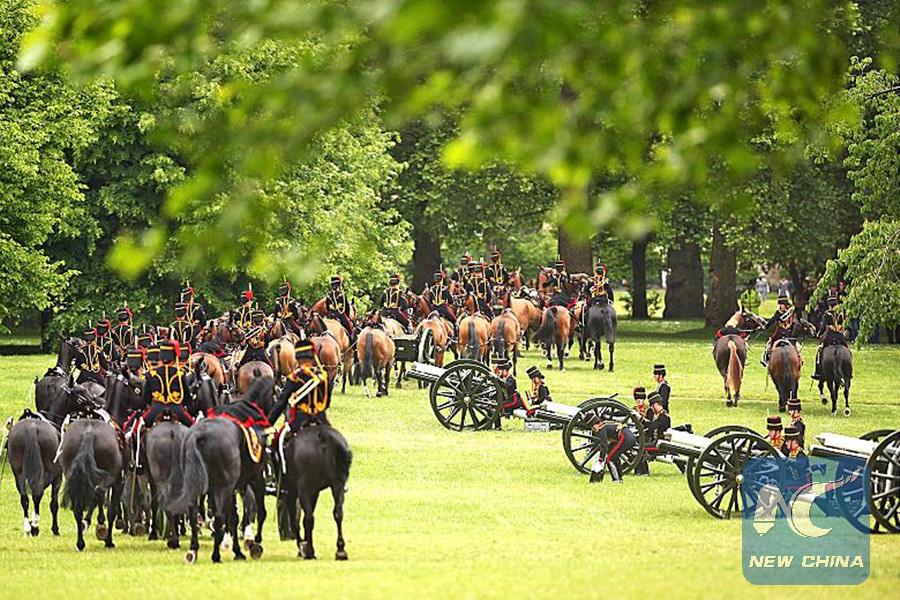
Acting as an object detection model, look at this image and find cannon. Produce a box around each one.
[393,327,437,366]
[809,429,900,533]
[656,426,783,519]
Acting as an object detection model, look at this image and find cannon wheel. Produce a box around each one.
[691,432,783,519]
[429,361,502,431]
[868,430,900,533]
[833,429,899,534]
[417,327,435,364]
[685,425,760,504]
[562,399,645,475]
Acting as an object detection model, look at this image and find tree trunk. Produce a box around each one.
[558,228,593,274]
[412,222,442,292]
[40,307,53,353]
[630,236,649,318]
[663,242,704,318]
[706,222,738,326]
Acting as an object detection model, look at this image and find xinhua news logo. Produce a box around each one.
[741,456,870,585]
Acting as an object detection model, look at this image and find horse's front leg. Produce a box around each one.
[608,342,614,373]
[51,476,61,536]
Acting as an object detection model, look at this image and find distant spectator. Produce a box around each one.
[755,276,770,301]
[740,280,761,314]
[777,276,794,301]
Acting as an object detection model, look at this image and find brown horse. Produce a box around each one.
[490,310,521,374]
[312,334,343,384]
[714,310,766,407]
[190,352,227,386]
[533,306,572,370]
[379,315,409,387]
[199,318,242,346]
[356,327,394,397]
[416,315,451,367]
[307,314,353,393]
[236,361,275,394]
[458,314,491,363]
[768,341,802,412]
[266,336,298,380]
[507,288,544,350]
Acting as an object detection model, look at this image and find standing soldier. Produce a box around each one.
[765,416,784,451]
[811,291,847,381]
[427,269,457,325]
[273,279,304,338]
[325,276,356,343]
[452,253,473,292]
[486,248,509,288]
[378,273,411,333]
[786,398,805,448]
[181,282,207,328]
[170,302,197,349]
[111,305,134,356]
[469,261,495,318]
[75,324,108,385]
[138,340,194,430]
[760,295,795,366]
[653,364,670,408]
[231,286,255,330]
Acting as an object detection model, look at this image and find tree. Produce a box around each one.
[26,0,856,281]
[661,199,708,319]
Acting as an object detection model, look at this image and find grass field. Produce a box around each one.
[0,316,898,599]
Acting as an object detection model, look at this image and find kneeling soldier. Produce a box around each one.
[139,340,195,430]
[589,421,636,484]
[526,365,551,408]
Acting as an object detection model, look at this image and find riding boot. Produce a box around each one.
[760,341,772,367]
[608,461,622,483]
[811,346,823,380]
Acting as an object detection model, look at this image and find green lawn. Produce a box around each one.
[0,319,898,599]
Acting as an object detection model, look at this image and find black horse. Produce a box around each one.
[280,425,353,560]
[818,344,853,417]
[582,303,617,372]
[34,336,80,420]
[167,377,271,563]
[8,411,65,537]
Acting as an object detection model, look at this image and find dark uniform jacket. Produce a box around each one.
[817,309,847,346]
[645,411,671,444]
[452,268,471,292]
[379,287,406,310]
[111,323,134,353]
[428,283,453,307]
[486,263,509,287]
[185,301,207,327]
[656,381,671,407]
[76,343,108,384]
[268,365,331,428]
[274,296,302,321]
[231,304,254,329]
[143,364,192,407]
[325,289,350,316]
[169,318,198,348]
[471,277,493,303]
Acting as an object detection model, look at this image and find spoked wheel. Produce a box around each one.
[562,399,645,475]
[869,430,900,533]
[686,425,760,503]
[692,432,783,519]
[834,456,878,534]
[429,361,502,431]
[417,327,435,364]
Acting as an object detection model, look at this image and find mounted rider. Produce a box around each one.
[94,317,117,363]
[427,268,457,325]
[110,305,134,356]
[238,310,271,368]
[180,282,207,328]
[588,261,614,305]
[75,324,109,385]
[469,261,495,319]
[546,258,570,308]
[268,342,331,450]
[273,279,304,338]
[138,339,194,430]
[811,291,847,381]
[486,248,509,288]
[169,301,198,349]
[378,273,412,333]
[760,294,796,367]
[231,287,255,331]
[325,276,356,343]
[451,253,473,293]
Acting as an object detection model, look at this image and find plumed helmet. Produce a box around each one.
[294,341,317,361]
[526,365,544,379]
[174,302,187,318]
[766,415,783,431]
[116,306,132,322]
[389,273,400,285]
[96,318,112,336]
[159,340,180,364]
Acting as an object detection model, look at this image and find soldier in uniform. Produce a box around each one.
[765,415,784,451]
[181,282,207,328]
[644,390,671,443]
[782,426,807,458]
[811,291,847,381]
[95,317,117,363]
[145,344,162,370]
[75,325,108,385]
[632,387,651,476]
[452,253,473,292]
[170,302,198,349]
[493,356,525,424]
[591,262,614,303]
[786,398,805,448]
[760,295,795,366]
[268,342,331,438]
[546,258,570,307]
[486,248,509,288]
[589,421,636,483]
[230,288,255,330]
[138,340,194,430]
[469,261,495,318]
[273,279,304,337]
[526,365,551,407]
[325,276,355,343]
[111,305,134,356]
[378,273,411,333]
[238,311,271,368]
[427,269,457,325]
[653,364,670,408]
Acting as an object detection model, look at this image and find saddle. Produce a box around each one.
[214,413,265,463]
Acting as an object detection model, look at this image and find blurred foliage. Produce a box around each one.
[21,0,859,276]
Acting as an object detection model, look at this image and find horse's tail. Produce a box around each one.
[271,343,282,378]
[253,366,262,378]
[726,339,742,395]
[533,308,557,344]
[466,320,478,359]
[64,429,105,508]
[493,319,506,357]
[360,331,374,381]
[21,425,45,496]
[166,429,208,515]
[837,348,852,388]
